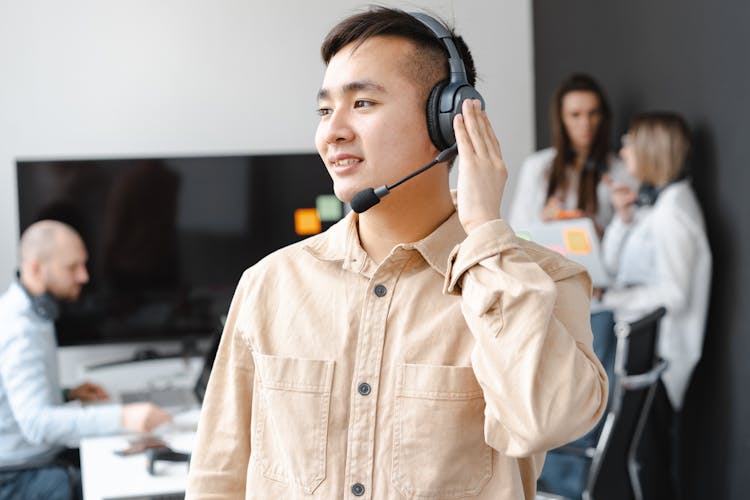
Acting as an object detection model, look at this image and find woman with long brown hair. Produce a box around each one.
[509,73,627,232]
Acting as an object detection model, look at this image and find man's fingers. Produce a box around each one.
[461,99,490,158]
[453,113,475,157]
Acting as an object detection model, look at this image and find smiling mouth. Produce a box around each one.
[330,158,363,175]
[332,158,361,167]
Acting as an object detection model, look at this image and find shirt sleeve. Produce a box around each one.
[186,272,254,499]
[0,324,122,447]
[444,219,608,457]
[601,215,633,276]
[508,154,547,230]
[595,156,629,230]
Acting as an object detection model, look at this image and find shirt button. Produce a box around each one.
[373,284,387,297]
[358,382,371,396]
[351,483,365,496]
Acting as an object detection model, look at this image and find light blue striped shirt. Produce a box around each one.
[0,282,122,467]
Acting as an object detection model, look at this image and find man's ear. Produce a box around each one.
[27,258,45,284]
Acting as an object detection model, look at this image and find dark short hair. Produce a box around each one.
[320,7,476,101]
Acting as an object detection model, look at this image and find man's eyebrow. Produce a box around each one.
[317,80,386,101]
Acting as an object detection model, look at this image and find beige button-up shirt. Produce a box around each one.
[186,211,607,500]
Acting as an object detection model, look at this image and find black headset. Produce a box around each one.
[410,13,485,151]
[16,271,60,321]
[635,184,665,207]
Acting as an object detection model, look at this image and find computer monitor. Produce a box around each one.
[16,153,342,347]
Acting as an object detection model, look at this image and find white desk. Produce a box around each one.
[76,358,204,499]
[80,414,198,500]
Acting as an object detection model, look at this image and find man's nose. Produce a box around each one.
[323,109,355,144]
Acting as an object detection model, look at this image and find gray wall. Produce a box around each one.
[532,1,750,498]
[0,1,535,379]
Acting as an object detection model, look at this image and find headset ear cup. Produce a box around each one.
[17,279,60,321]
[33,294,60,321]
[426,80,449,151]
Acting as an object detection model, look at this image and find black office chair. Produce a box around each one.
[537,307,668,500]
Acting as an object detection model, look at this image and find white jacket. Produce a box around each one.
[508,147,628,231]
[601,180,712,409]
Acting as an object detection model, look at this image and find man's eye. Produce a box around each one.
[317,107,332,116]
[354,100,374,109]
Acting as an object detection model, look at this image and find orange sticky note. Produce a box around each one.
[563,228,591,255]
[294,208,321,235]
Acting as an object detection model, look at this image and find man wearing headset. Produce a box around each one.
[187,7,607,499]
[0,220,172,500]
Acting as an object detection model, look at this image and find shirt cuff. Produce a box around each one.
[444,219,519,295]
[90,403,125,435]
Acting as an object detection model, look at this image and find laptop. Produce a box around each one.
[120,330,222,412]
[515,217,611,288]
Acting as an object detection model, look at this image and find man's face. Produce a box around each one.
[315,36,440,203]
[40,233,89,302]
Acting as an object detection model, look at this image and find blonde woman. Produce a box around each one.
[597,111,711,499]
[601,111,711,412]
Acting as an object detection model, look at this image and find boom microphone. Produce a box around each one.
[350,144,458,213]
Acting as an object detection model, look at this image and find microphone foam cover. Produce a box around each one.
[350,188,381,213]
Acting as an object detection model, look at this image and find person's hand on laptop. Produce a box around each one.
[122,402,173,433]
[542,196,563,221]
[67,382,110,402]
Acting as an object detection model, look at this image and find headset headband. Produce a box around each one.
[409,13,468,78]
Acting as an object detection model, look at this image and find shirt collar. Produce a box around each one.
[303,209,465,278]
[8,281,31,308]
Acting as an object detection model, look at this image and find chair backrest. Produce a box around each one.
[585,307,667,500]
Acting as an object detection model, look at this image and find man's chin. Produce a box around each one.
[333,186,355,204]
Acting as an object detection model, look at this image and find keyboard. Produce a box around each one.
[105,493,184,500]
[120,387,197,409]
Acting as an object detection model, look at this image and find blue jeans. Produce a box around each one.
[0,448,82,500]
[537,310,616,500]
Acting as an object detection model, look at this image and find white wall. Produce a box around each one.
[0,0,534,374]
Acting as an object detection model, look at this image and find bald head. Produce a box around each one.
[20,220,81,266]
[19,220,89,300]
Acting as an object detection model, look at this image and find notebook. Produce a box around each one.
[515,217,611,288]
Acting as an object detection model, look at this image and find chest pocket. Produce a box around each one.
[392,363,493,498]
[253,352,334,494]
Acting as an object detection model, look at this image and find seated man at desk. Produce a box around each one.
[0,220,172,500]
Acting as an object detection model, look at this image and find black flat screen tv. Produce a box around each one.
[16,153,342,347]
